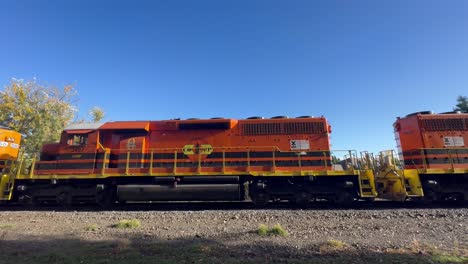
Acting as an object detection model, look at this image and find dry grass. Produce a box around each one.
[326,239,348,249]
[408,239,468,263]
[0,224,14,229]
[319,239,349,253]
[409,238,438,254]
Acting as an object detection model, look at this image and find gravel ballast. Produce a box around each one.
[0,206,467,263]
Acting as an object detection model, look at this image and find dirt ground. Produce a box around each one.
[0,204,467,263]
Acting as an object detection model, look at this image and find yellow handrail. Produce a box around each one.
[21,147,359,177]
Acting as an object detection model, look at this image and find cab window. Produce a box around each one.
[67,134,88,146]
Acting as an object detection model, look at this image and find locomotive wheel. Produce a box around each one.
[249,181,270,206]
[31,196,44,207]
[333,191,355,206]
[56,191,72,207]
[96,186,116,208]
[293,191,311,206]
[423,189,439,203]
[251,191,269,206]
[96,192,115,208]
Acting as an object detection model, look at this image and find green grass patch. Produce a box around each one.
[257,224,288,237]
[257,224,268,236]
[269,224,288,236]
[112,219,141,229]
[432,254,468,263]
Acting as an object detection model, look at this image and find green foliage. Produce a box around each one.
[257,224,288,237]
[0,78,77,155]
[112,219,141,229]
[89,106,105,122]
[454,95,468,112]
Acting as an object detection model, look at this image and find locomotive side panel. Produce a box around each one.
[148,117,332,173]
[396,112,468,169]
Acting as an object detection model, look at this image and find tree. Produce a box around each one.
[454,95,468,113]
[89,106,105,122]
[0,78,77,155]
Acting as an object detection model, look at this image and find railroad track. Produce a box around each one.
[1,200,467,212]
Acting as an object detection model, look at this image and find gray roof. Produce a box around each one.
[64,122,105,130]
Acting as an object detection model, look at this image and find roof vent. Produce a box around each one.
[439,111,461,114]
[405,111,433,117]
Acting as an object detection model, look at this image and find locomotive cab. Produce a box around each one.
[0,127,21,172]
[36,123,104,174]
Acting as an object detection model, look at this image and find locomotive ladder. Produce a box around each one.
[0,160,19,201]
[399,169,424,198]
[358,170,377,198]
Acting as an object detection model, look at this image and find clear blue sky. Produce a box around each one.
[1,0,467,155]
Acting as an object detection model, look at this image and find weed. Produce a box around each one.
[257,224,268,236]
[112,219,141,229]
[257,224,288,237]
[269,224,288,237]
[85,224,99,231]
[319,239,348,253]
[326,239,347,249]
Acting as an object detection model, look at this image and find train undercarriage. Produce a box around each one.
[12,175,361,207]
[419,174,468,202]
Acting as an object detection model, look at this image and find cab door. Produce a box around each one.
[118,135,147,169]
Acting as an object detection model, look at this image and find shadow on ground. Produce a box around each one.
[0,232,466,264]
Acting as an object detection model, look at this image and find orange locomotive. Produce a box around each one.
[0,126,21,202]
[15,116,362,206]
[394,111,468,200]
[0,126,21,172]
[37,116,332,175]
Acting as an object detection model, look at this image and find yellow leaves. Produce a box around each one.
[89,106,105,122]
[0,79,78,154]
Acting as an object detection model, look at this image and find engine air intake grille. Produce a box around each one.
[421,118,468,131]
[242,122,326,135]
